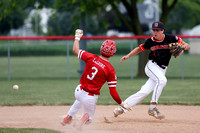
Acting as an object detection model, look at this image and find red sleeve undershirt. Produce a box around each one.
[178,37,183,44]
[139,43,146,51]
[109,87,122,104]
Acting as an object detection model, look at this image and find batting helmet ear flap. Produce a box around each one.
[100,40,116,57]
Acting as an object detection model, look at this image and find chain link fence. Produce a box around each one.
[0,36,199,80]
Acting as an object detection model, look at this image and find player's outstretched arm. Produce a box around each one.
[73,29,83,56]
[120,47,142,63]
[109,87,131,111]
[120,55,129,63]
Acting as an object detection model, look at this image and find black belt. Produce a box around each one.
[151,60,166,69]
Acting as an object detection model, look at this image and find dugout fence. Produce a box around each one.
[0,35,199,80]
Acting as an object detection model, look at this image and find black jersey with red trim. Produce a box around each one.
[139,34,183,67]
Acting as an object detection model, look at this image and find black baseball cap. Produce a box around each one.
[152,21,165,30]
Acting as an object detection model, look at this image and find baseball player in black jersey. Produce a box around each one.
[113,21,190,120]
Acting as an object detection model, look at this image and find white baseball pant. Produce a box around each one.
[123,60,167,112]
[67,84,98,123]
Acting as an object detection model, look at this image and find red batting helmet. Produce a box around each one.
[100,40,116,57]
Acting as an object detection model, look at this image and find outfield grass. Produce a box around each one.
[0,54,200,106]
[0,54,199,80]
[0,78,199,106]
[0,40,134,56]
[0,54,199,106]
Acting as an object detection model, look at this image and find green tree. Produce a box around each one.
[166,0,200,34]
[47,12,73,35]
[47,11,108,35]
[46,0,108,36]
[0,5,26,35]
[0,0,51,35]
[0,0,36,35]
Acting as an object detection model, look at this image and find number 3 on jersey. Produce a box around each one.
[87,67,98,80]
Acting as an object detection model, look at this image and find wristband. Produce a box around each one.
[75,37,80,40]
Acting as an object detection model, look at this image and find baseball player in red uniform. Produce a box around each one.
[61,29,131,128]
[113,21,190,120]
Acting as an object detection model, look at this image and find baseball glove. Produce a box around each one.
[168,42,184,58]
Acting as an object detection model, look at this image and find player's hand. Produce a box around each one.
[75,29,83,40]
[120,55,129,63]
[120,102,131,111]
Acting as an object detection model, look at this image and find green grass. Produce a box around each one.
[100,78,200,105]
[0,128,60,133]
[0,79,79,106]
[0,54,199,80]
[0,54,199,106]
[0,78,199,106]
[0,40,135,56]
[0,56,80,79]
[166,54,200,78]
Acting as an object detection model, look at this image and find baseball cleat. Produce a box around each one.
[148,107,165,120]
[113,107,124,117]
[73,113,89,130]
[61,115,72,126]
[80,113,89,126]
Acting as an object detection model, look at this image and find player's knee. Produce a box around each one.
[159,78,167,86]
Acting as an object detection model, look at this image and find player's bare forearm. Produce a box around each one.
[120,47,142,63]
[128,47,142,57]
[73,29,83,56]
[73,39,80,56]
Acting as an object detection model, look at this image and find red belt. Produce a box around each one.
[80,86,94,96]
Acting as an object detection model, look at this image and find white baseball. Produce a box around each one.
[13,85,19,90]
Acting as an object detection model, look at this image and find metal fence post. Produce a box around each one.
[130,40,134,79]
[8,40,10,80]
[181,52,184,79]
[66,40,70,79]
[78,40,87,78]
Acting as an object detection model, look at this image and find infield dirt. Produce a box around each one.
[0,105,200,133]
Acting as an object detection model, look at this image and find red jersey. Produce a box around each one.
[78,50,117,95]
